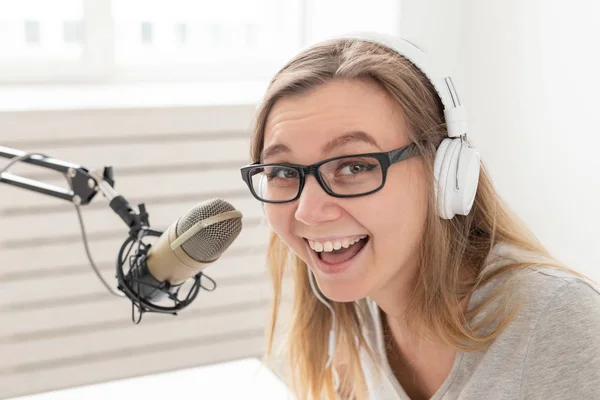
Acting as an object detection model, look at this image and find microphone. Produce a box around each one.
[116,198,243,318]
[0,146,244,322]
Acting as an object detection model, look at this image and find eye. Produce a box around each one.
[338,161,376,175]
[266,166,299,180]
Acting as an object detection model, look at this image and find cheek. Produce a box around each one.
[264,205,287,238]
[264,205,304,255]
[372,163,429,250]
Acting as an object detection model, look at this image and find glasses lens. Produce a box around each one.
[249,165,300,202]
[319,156,383,195]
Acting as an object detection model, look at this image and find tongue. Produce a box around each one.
[320,239,366,264]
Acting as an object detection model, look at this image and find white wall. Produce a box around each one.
[400,0,600,280]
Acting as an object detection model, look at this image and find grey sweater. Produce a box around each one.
[358,245,600,399]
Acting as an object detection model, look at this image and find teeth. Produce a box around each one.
[308,235,367,253]
[312,241,323,252]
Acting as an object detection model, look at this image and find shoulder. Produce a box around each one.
[530,266,600,304]
[479,242,599,314]
[520,265,600,320]
[519,267,600,399]
[526,267,600,340]
[473,250,600,342]
[499,258,600,347]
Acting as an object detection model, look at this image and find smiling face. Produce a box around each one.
[261,78,429,303]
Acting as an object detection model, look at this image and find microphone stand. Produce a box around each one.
[0,145,213,323]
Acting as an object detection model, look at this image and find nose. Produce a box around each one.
[294,175,341,226]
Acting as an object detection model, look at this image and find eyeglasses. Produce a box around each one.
[240,142,421,204]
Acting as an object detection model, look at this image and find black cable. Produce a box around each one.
[65,173,125,297]
[115,229,217,319]
[1,152,124,297]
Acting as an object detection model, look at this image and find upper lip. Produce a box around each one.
[302,234,368,242]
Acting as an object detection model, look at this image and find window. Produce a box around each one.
[63,20,84,45]
[0,0,84,63]
[140,21,153,44]
[24,20,41,46]
[0,0,400,84]
[175,23,188,45]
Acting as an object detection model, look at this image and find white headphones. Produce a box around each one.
[333,31,481,219]
[260,32,480,220]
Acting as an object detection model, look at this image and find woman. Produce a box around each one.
[240,32,600,399]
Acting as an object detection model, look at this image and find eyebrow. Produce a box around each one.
[260,130,382,161]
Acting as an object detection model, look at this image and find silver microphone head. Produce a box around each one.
[176,198,243,262]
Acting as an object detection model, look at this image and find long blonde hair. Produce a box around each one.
[250,38,584,399]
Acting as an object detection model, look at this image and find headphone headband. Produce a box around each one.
[328,31,468,138]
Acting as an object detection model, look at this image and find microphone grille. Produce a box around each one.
[176,198,242,262]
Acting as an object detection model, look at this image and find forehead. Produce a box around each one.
[263,79,408,160]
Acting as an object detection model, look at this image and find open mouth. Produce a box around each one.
[307,235,370,265]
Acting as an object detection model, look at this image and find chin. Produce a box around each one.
[322,289,365,303]
[309,267,372,303]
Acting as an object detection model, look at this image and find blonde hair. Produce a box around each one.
[250,38,586,399]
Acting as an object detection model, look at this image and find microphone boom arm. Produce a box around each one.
[0,145,148,235]
[0,145,104,205]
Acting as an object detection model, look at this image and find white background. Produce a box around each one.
[402,0,600,279]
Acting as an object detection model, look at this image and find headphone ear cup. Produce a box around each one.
[434,138,481,219]
[453,145,480,216]
[433,138,456,219]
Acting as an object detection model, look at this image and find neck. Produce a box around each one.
[368,248,421,323]
[366,250,461,398]
[371,263,474,399]
[381,311,458,400]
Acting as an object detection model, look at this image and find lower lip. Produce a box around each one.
[306,239,369,275]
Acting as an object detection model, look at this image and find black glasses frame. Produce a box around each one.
[240,142,421,204]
